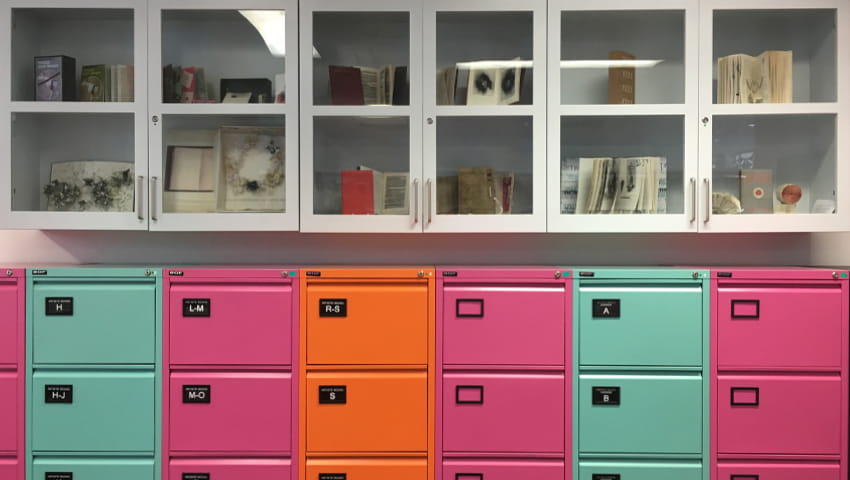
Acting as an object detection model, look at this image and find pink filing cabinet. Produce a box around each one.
[436,267,571,480]
[163,268,299,480]
[0,269,23,480]
[711,268,848,480]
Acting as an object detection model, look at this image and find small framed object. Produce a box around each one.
[44,161,134,212]
[219,78,272,103]
[35,55,76,101]
[217,126,285,212]
[163,129,219,213]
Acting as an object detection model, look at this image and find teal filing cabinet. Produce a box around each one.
[27,268,161,480]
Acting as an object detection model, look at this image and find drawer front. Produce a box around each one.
[717,461,841,480]
[443,372,564,453]
[579,460,703,480]
[0,372,17,452]
[443,285,565,366]
[578,374,703,454]
[170,458,291,479]
[169,284,292,366]
[0,284,18,365]
[32,283,155,364]
[306,458,427,480]
[306,371,427,452]
[444,459,565,480]
[717,286,843,369]
[32,371,154,452]
[579,284,703,367]
[33,458,154,480]
[306,282,428,365]
[170,372,291,453]
[0,459,17,479]
[717,375,841,455]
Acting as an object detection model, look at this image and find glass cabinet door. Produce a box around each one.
[548,0,700,233]
[699,0,848,232]
[0,0,148,230]
[148,0,299,231]
[422,0,547,232]
[300,0,422,233]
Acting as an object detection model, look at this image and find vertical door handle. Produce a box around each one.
[136,175,145,220]
[690,177,697,223]
[704,178,711,223]
[150,176,159,222]
[412,178,420,225]
[426,178,433,225]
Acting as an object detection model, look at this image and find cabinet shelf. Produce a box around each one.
[434,105,536,117]
[154,103,291,116]
[9,101,139,114]
[708,103,840,116]
[308,105,413,117]
[557,104,688,117]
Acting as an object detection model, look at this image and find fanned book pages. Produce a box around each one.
[574,157,666,214]
[717,50,792,104]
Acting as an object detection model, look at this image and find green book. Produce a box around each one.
[80,64,106,101]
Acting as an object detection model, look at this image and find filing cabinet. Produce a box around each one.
[301,267,435,480]
[437,267,570,480]
[711,268,848,480]
[26,267,161,480]
[573,268,709,480]
[0,268,23,480]
[163,268,299,480]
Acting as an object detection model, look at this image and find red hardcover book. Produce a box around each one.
[329,66,365,105]
[341,170,374,214]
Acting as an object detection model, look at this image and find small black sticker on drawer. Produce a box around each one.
[592,386,620,405]
[592,475,620,480]
[319,385,346,404]
[45,297,73,316]
[319,475,346,480]
[592,299,620,318]
[319,299,347,317]
[45,385,72,404]
[183,385,211,403]
[183,298,211,317]
[45,474,72,480]
[182,474,210,480]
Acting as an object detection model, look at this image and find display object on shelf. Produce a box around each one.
[220,78,273,104]
[738,169,773,214]
[43,161,134,212]
[457,167,514,215]
[775,183,802,214]
[219,126,285,212]
[164,129,218,214]
[608,50,635,104]
[717,51,792,104]
[80,64,134,102]
[164,65,214,103]
[466,59,522,106]
[341,166,409,215]
[328,64,408,106]
[565,157,666,215]
[712,192,743,215]
[34,55,76,101]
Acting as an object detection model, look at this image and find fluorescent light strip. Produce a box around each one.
[453,59,663,70]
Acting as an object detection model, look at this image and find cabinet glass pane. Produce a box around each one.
[436,12,533,106]
[312,12,410,106]
[11,113,135,212]
[161,115,286,214]
[712,114,835,215]
[560,116,684,215]
[713,9,836,104]
[11,9,134,102]
[436,116,532,215]
[313,116,410,215]
[561,10,685,105]
[161,10,287,104]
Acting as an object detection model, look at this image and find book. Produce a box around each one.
[80,64,106,102]
[392,66,409,105]
[35,55,76,101]
[458,167,498,214]
[574,157,666,214]
[466,59,523,106]
[163,65,182,103]
[436,67,458,106]
[329,65,365,105]
[180,66,197,103]
[341,170,375,214]
[739,169,773,214]
[166,147,215,192]
[437,176,459,214]
[717,51,792,104]
[608,50,636,104]
[381,172,410,214]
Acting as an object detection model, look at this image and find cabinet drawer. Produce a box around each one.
[306,371,427,452]
[579,284,703,367]
[32,283,155,364]
[717,285,843,369]
[443,372,564,453]
[717,461,841,480]
[578,374,703,454]
[0,283,18,365]
[307,282,428,365]
[170,372,291,453]
[33,458,154,480]
[306,457,427,480]
[444,459,565,480]
[169,458,291,479]
[443,285,565,366]
[717,375,841,455]
[579,460,703,480]
[32,371,154,452]
[0,372,16,453]
[169,284,293,366]
[0,459,17,479]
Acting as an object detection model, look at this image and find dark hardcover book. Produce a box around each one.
[392,66,409,106]
[35,55,76,101]
[329,66,365,105]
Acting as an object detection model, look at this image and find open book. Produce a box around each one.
[568,157,666,214]
[717,51,792,104]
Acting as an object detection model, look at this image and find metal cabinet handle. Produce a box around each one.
[455,385,484,404]
[730,387,759,406]
[704,178,711,223]
[136,176,145,220]
[150,176,159,222]
[690,177,696,223]
[412,178,420,225]
[426,178,433,225]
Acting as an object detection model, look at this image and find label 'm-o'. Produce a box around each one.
[45,385,72,404]
[45,297,73,316]
[319,299,347,317]
[183,298,211,317]
[183,385,211,404]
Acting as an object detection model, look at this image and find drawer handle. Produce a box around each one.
[456,385,484,404]
[731,299,760,319]
[456,298,484,317]
[731,476,759,480]
[731,387,759,406]
[456,475,483,480]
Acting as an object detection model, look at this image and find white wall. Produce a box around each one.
[0,229,832,268]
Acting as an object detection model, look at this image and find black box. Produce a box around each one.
[35,55,76,101]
